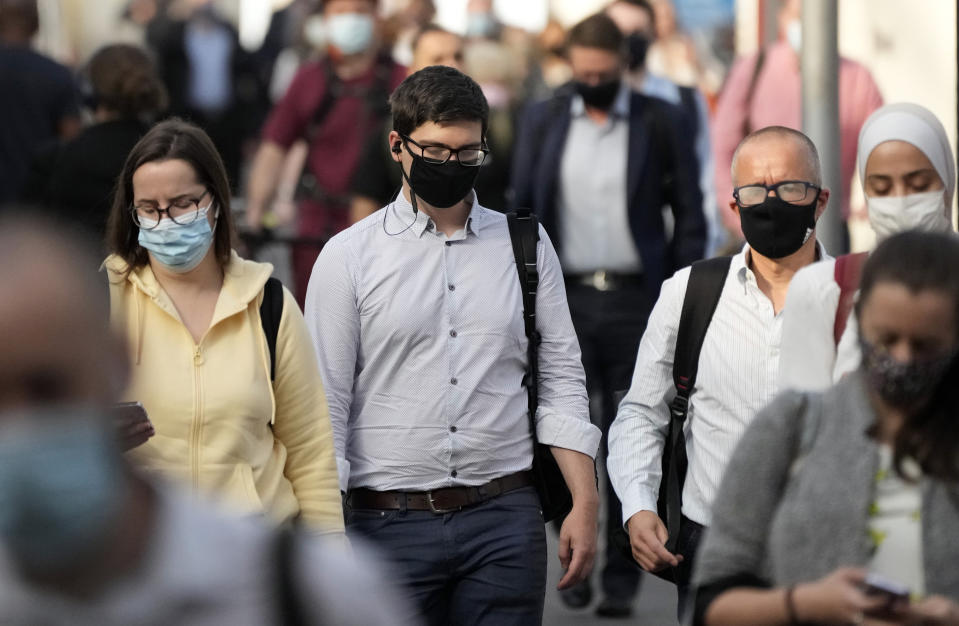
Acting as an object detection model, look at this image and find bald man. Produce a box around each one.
[607,126,832,616]
[0,214,407,625]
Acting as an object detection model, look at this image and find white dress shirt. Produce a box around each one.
[778,258,862,391]
[608,244,830,526]
[307,191,600,493]
[557,84,642,274]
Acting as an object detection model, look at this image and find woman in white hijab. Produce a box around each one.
[779,103,956,392]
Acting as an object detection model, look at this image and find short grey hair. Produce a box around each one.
[731,126,822,186]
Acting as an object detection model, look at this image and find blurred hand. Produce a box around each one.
[116,417,154,451]
[625,510,682,572]
[903,595,959,625]
[794,567,892,624]
[556,500,597,590]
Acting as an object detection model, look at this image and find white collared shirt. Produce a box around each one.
[557,84,642,274]
[307,191,600,493]
[608,243,831,526]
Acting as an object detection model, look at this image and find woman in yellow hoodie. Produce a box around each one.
[104,119,343,533]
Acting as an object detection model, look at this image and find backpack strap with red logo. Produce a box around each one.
[833,252,868,345]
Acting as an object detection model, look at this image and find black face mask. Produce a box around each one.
[575,79,621,110]
[739,194,819,259]
[860,338,955,409]
[626,33,651,71]
[401,150,480,209]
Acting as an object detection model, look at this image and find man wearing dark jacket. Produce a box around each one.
[510,11,705,618]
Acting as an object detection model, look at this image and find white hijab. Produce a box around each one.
[857,102,956,207]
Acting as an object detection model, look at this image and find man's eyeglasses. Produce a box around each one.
[131,189,211,229]
[401,135,488,167]
[733,181,820,207]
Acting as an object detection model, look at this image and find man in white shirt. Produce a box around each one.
[607,126,831,612]
[307,65,601,626]
[0,215,405,626]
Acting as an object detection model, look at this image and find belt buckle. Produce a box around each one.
[427,491,462,514]
[591,270,611,291]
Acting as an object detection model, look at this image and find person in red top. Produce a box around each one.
[712,0,882,246]
[246,0,406,305]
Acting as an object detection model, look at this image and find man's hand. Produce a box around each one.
[556,500,598,590]
[625,510,682,572]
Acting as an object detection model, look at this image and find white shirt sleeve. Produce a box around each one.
[305,237,359,493]
[778,260,841,392]
[834,312,863,382]
[607,267,688,525]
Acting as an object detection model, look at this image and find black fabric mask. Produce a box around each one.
[575,79,621,110]
[626,33,651,70]
[860,338,954,409]
[739,194,819,259]
[401,150,480,209]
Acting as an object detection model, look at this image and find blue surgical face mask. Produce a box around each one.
[326,13,374,56]
[138,203,217,273]
[0,408,122,575]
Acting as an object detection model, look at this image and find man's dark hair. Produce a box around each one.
[855,230,959,483]
[390,65,489,138]
[566,12,624,55]
[0,0,39,38]
[106,118,235,277]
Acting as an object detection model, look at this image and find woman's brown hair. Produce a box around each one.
[106,119,235,275]
[856,230,959,482]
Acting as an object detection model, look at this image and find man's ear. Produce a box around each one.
[388,131,403,163]
[815,188,830,220]
[728,199,741,220]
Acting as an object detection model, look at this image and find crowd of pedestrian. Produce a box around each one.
[1,0,958,624]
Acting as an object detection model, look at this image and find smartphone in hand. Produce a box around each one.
[862,572,910,611]
[111,401,155,451]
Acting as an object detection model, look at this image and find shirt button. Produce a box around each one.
[450,330,457,338]
[450,378,458,385]
[448,284,455,291]
[445,241,452,247]
[450,426,457,433]
[451,470,458,478]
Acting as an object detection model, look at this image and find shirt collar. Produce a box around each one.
[391,188,485,239]
[570,81,631,119]
[735,240,831,284]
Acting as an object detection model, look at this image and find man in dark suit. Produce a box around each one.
[510,12,705,618]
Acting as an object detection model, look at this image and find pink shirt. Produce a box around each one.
[712,41,883,236]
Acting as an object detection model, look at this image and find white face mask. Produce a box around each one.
[867,190,952,241]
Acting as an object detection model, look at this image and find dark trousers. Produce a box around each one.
[675,515,706,621]
[346,486,547,626]
[563,279,655,600]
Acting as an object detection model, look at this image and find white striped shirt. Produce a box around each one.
[306,192,600,493]
[607,244,830,526]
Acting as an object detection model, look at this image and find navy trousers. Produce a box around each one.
[346,486,548,626]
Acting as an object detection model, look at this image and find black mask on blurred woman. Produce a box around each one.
[575,79,621,110]
[860,339,955,409]
[739,195,818,259]
[626,33,651,70]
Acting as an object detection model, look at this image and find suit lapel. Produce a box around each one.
[627,93,652,205]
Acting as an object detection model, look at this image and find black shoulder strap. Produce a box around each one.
[661,255,732,552]
[506,209,541,437]
[304,58,342,143]
[260,277,284,383]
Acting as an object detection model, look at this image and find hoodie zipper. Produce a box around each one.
[191,343,203,491]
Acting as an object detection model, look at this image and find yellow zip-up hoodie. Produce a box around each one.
[106,252,343,533]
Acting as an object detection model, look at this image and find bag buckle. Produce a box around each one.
[427,491,462,514]
[669,395,689,418]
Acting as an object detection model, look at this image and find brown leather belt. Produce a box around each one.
[348,471,534,514]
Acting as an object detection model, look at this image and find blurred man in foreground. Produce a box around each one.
[0,214,407,625]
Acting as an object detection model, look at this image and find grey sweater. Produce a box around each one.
[693,371,959,600]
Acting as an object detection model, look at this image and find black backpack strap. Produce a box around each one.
[661,255,732,552]
[260,277,284,383]
[506,209,541,427]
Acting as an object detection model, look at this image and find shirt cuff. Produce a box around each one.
[336,456,351,494]
[534,407,601,459]
[621,492,659,530]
